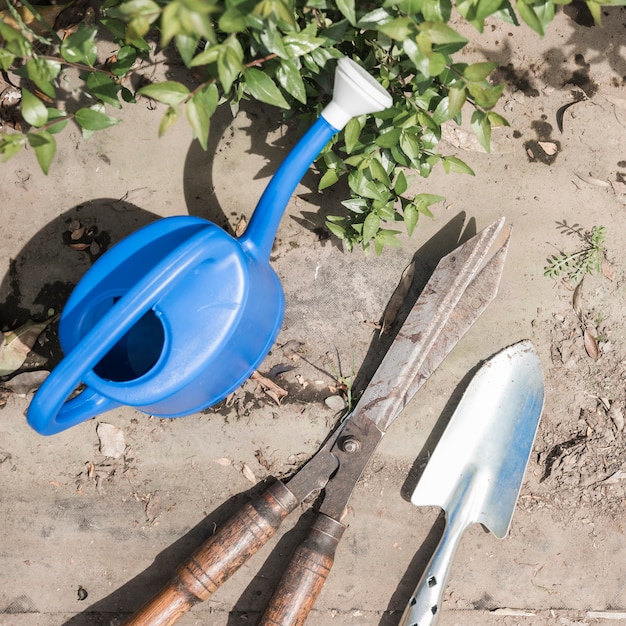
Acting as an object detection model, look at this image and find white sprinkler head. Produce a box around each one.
[322,57,393,130]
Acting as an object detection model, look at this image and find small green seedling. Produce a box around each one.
[545,222,607,284]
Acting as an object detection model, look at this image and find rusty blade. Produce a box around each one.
[288,219,509,510]
[353,217,507,433]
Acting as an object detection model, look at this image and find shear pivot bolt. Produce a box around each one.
[340,437,361,453]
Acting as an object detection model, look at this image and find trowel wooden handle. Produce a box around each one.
[124,481,298,626]
[258,513,346,626]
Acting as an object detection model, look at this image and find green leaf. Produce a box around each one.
[326,218,347,240]
[218,38,244,92]
[75,107,121,131]
[25,57,60,99]
[27,131,56,175]
[159,106,180,136]
[109,46,137,76]
[276,59,306,104]
[46,108,69,135]
[335,0,357,25]
[174,34,199,67]
[377,17,415,40]
[0,22,32,57]
[138,81,190,106]
[487,111,510,127]
[585,0,602,24]
[467,82,505,108]
[515,0,544,35]
[20,89,48,127]
[87,72,122,108]
[418,22,467,45]
[259,26,289,58]
[394,170,409,195]
[414,192,445,206]
[375,127,402,148]
[399,130,422,164]
[404,36,447,77]
[447,85,467,118]
[319,168,340,190]
[403,202,418,236]
[432,96,452,123]
[60,23,98,66]
[463,61,499,82]
[442,156,475,175]
[374,229,402,254]
[470,110,491,152]
[0,48,16,71]
[476,0,507,21]
[126,16,151,42]
[421,0,452,22]
[282,33,325,57]
[243,68,289,108]
[190,44,220,67]
[344,117,363,154]
[219,1,254,32]
[415,199,434,218]
[110,0,161,20]
[0,132,27,161]
[186,83,218,150]
[100,17,127,41]
[369,157,392,187]
[363,211,381,242]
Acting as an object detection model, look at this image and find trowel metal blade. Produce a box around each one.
[411,340,544,538]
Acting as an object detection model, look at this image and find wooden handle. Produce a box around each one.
[124,481,298,626]
[258,513,346,626]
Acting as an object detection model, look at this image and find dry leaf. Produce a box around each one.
[96,422,126,459]
[145,491,162,523]
[574,172,610,188]
[381,260,415,334]
[572,280,584,320]
[2,370,49,395]
[538,141,558,156]
[235,215,248,237]
[281,340,304,359]
[242,463,257,484]
[251,371,288,405]
[213,457,232,466]
[601,259,616,281]
[0,316,58,376]
[583,328,599,360]
[118,187,154,206]
[255,449,272,472]
[611,180,626,195]
[603,94,626,110]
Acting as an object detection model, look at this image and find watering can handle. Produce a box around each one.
[27,227,230,436]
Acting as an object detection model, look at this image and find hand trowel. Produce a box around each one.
[399,340,544,626]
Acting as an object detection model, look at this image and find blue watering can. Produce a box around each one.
[28,58,392,435]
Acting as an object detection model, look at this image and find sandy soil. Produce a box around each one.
[1,4,626,625]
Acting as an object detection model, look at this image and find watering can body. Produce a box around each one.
[28,216,284,434]
[27,58,392,435]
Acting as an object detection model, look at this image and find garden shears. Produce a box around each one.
[123,217,510,626]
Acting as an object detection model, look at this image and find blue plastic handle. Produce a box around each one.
[27,227,233,435]
[240,116,339,261]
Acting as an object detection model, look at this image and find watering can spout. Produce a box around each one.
[320,57,393,130]
[240,57,392,262]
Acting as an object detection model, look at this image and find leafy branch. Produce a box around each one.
[545,224,607,284]
[0,0,621,252]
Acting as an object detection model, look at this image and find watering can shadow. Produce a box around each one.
[27,58,393,436]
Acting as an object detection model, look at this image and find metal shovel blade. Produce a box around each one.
[399,340,544,626]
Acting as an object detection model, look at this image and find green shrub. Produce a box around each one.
[0,0,621,252]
